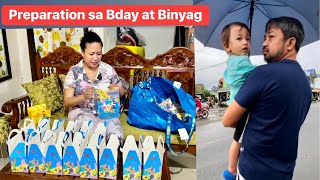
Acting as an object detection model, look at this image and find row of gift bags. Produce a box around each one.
[6,118,165,180]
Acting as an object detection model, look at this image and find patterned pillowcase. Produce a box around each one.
[58,74,67,90]
[0,115,12,144]
[22,73,63,113]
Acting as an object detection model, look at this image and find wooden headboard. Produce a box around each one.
[2,45,194,129]
[36,46,195,96]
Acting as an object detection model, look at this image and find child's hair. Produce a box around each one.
[221,22,250,47]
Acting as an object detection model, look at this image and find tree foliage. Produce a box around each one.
[202,89,211,98]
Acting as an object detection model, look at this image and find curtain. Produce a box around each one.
[33,28,84,57]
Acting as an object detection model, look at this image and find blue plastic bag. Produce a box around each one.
[128,77,196,155]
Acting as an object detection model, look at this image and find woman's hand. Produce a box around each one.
[108,84,119,90]
[109,84,126,98]
[83,86,94,99]
[64,85,95,108]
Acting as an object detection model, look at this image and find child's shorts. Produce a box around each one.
[233,111,249,142]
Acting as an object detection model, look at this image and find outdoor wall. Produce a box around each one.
[314,78,320,88]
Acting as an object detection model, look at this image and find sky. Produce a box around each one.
[195,38,320,90]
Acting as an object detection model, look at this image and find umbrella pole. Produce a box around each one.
[248,0,255,56]
[249,0,254,35]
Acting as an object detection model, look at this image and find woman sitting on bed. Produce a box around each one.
[63,31,128,140]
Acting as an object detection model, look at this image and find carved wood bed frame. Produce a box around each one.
[2,46,196,155]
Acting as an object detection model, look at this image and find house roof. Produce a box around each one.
[305,69,317,78]
[312,89,320,93]
[217,87,230,92]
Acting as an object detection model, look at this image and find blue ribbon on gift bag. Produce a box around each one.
[128,77,196,156]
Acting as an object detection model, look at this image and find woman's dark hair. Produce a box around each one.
[80,31,103,51]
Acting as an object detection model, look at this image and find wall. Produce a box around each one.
[128,26,176,59]
[0,29,31,109]
[99,26,176,59]
[314,78,320,88]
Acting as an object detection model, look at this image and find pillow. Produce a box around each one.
[58,74,67,89]
[0,115,12,144]
[22,74,63,113]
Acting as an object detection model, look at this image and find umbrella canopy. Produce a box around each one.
[195,0,319,55]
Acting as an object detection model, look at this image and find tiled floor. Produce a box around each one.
[168,152,196,180]
[170,167,197,180]
[0,144,9,170]
[0,157,8,170]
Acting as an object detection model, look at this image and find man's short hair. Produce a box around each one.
[265,16,304,52]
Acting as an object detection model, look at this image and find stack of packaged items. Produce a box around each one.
[27,104,51,126]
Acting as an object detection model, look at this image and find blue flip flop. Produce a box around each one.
[223,169,236,180]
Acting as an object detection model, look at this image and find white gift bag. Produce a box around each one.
[122,135,142,180]
[45,120,69,175]
[79,132,104,179]
[99,134,119,179]
[51,119,65,136]
[94,122,107,135]
[63,121,92,176]
[142,136,165,180]
[7,129,28,172]
[37,118,50,141]
[21,118,36,144]
[65,120,82,141]
[28,129,54,173]
[65,120,82,133]
[79,120,94,139]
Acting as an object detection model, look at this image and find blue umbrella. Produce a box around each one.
[194,0,319,55]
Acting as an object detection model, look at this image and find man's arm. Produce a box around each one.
[222,67,263,128]
[222,100,247,128]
